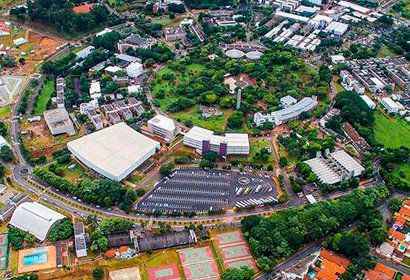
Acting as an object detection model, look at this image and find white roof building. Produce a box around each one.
[360,95,376,109]
[0,135,10,148]
[254,96,318,127]
[89,81,101,99]
[280,95,297,108]
[126,62,144,78]
[275,11,310,23]
[67,122,160,181]
[309,14,333,28]
[325,21,348,35]
[96,28,113,37]
[304,149,365,185]
[338,0,370,14]
[9,202,65,241]
[105,66,123,74]
[183,126,249,156]
[13,37,27,46]
[128,85,142,94]
[44,108,75,135]
[330,54,345,64]
[75,46,95,60]
[380,97,400,114]
[147,115,179,142]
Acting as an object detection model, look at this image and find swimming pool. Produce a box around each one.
[308,271,317,278]
[33,247,47,253]
[23,253,48,266]
[398,244,406,252]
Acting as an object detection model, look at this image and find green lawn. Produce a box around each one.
[335,83,345,93]
[392,162,410,186]
[0,106,11,119]
[229,139,274,167]
[374,112,410,149]
[377,46,396,58]
[33,80,55,115]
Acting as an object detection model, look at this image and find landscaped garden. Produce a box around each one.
[150,44,330,133]
[228,139,275,169]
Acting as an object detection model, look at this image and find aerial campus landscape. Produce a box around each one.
[0,0,409,279]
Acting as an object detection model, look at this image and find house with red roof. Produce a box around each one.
[73,3,95,14]
[0,22,10,36]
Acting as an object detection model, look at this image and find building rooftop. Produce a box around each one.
[9,202,65,241]
[67,122,160,181]
[147,115,176,132]
[73,3,94,14]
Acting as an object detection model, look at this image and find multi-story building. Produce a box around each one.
[86,109,103,130]
[254,96,318,127]
[340,70,365,94]
[147,115,180,143]
[74,222,87,258]
[43,108,75,135]
[379,97,400,114]
[183,126,249,156]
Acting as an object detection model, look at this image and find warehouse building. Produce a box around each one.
[67,122,160,181]
[183,126,249,156]
[304,149,365,185]
[379,97,401,114]
[44,108,75,136]
[360,95,376,109]
[254,96,318,127]
[9,202,65,241]
[74,222,87,258]
[147,115,180,143]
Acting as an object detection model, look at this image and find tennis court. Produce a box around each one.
[148,264,181,280]
[183,261,219,280]
[220,244,250,260]
[225,259,257,270]
[214,231,244,247]
[178,247,214,265]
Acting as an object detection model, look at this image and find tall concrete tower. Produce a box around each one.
[236,88,242,110]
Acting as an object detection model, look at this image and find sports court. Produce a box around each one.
[220,244,250,260]
[214,231,244,247]
[214,231,257,271]
[148,264,180,280]
[178,247,219,280]
[178,247,214,265]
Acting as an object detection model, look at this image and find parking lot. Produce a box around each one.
[136,168,278,213]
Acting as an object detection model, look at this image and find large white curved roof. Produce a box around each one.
[226,49,245,59]
[246,51,263,60]
[9,202,65,241]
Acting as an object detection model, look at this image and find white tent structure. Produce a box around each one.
[9,202,65,241]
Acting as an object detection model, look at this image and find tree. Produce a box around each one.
[92,268,104,280]
[160,163,175,177]
[221,267,254,280]
[9,227,35,250]
[11,273,38,280]
[90,230,108,252]
[1,146,13,162]
[227,111,244,129]
[49,218,74,242]
[369,227,388,245]
[93,31,122,51]
[389,198,401,212]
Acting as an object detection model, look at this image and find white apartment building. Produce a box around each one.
[183,126,249,156]
[379,97,400,114]
[147,115,180,142]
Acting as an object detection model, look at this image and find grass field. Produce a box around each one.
[229,139,274,168]
[0,106,11,119]
[374,112,410,149]
[392,162,410,186]
[377,46,396,58]
[33,79,55,115]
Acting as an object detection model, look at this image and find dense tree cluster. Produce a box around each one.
[0,146,13,163]
[49,218,74,242]
[93,31,122,52]
[334,91,376,145]
[34,169,136,210]
[27,0,108,33]
[159,162,175,176]
[241,187,389,270]
[221,266,254,280]
[90,218,133,252]
[9,227,35,250]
